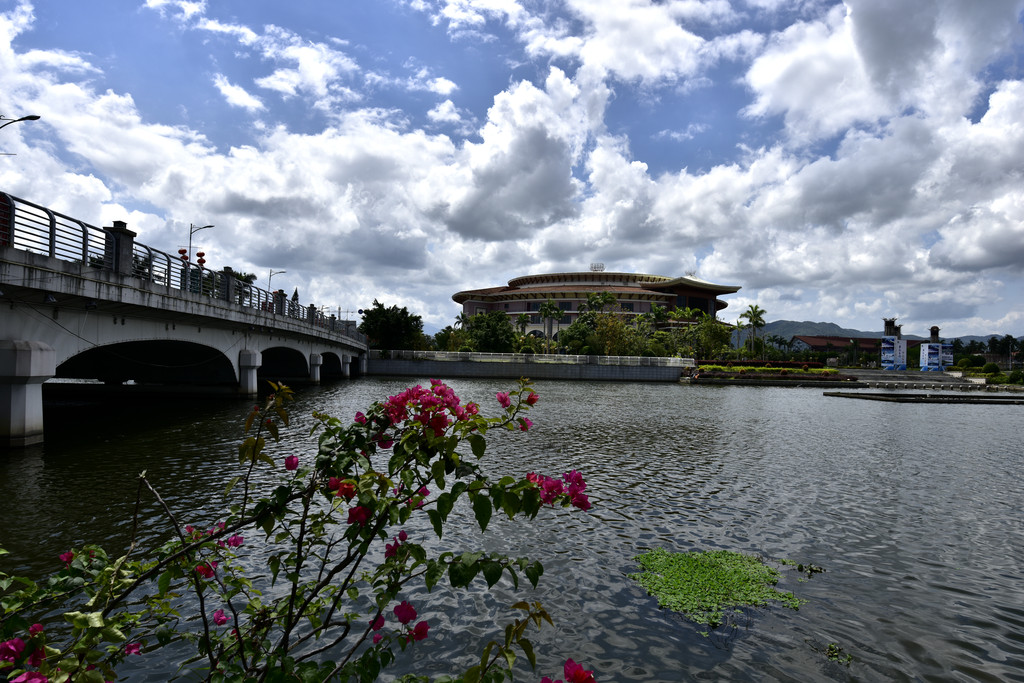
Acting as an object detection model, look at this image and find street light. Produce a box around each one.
[268,269,286,291]
[187,223,214,262]
[0,114,41,132]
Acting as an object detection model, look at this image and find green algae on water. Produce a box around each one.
[630,548,803,630]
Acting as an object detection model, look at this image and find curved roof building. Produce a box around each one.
[452,269,741,330]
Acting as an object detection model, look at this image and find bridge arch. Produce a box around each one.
[57,340,236,386]
[258,346,310,385]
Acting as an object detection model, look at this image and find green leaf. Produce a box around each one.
[427,509,443,539]
[481,560,503,588]
[518,637,537,669]
[472,493,492,532]
[431,459,446,490]
[158,570,172,597]
[469,433,486,458]
[524,561,543,589]
[224,475,241,496]
[448,559,479,588]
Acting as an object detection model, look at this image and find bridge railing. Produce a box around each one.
[1,191,365,341]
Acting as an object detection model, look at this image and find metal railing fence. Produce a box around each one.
[1,191,363,340]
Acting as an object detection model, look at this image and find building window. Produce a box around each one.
[475,307,486,316]
[620,302,634,312]
[503,303,509,309]
[559,301,572,310]
[528,302,541,312]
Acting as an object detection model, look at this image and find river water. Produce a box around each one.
[1,378,1022,682]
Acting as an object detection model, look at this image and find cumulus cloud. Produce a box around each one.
[213,74,265,111]
[3,0,1024,337]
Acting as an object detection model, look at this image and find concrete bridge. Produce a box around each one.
[1,191,368,447]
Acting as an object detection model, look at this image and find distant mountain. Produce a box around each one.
[750,320,1009,344]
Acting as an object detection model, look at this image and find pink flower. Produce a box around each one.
[393,601,417,625]
[496,392,511,408]
[0,637,26,662]
[525,391,539,405]
[354,411,367,424]
[519,417,533,431]
[195,562,218,579]
[226,535,244,548]
[336,481,357,501]
[284,455,299,471]
[409,620,429,642]
[125,642,142,656]
[28,624,44,637]
[372,633,383,644]
[370,616,385,631]
[213,609,229,626]
[59,551,74,566]
[385,539,401,559]
[570,493,591,511]
[28,648,44,667]
[564,659,596,683]
[11,672,49,683]
[347,506,372,526]
[398,530,408,542]
[540,678,560,683]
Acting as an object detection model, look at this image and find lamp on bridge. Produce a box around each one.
[268,269,286,291]
[0,114,41,131]
[187,223,214,262]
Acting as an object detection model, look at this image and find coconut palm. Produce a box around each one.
[739,304,766,358]
[538,298,562,353]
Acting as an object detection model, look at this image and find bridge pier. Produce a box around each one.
[239,349,262,397]
[0,341,56,448]
[342,354,351,379]
[309,353,322,384]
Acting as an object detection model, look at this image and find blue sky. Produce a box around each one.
[2,0,1024,337]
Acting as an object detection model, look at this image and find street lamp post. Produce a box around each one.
[268,269,286,291]
[0,114,41,132]
[187,223,214,263]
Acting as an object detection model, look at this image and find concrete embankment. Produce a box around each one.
[366,358,685,382]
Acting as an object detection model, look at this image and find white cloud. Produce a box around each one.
[212,74,265,111]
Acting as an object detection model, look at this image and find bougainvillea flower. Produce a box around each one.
[336,482,357,500]
[370,616,385,631]
[393,601,417,625]
[125,643,142,655]
[563,659,596,683]
[525,391,539,405]
[59,551,74,566]
[11,672,49,683]
[28,624,43,637]
[354,411,367,424]
[409,620,429,642]
[226,535,244,548]
[347,506,372,526]
[496,392,511,408]
[284,456,299,471]
[0,637,26,662]
[195,562,218,579]
[213,609,229,626]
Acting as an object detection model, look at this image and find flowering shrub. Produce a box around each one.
[0,379,595,682]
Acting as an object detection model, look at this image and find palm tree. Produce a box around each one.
[516,313,530,336]
[454,312,470,330]
[739,304,766,359]
[538,299,562,353]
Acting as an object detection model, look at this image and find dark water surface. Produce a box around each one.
[2,379,1022,682]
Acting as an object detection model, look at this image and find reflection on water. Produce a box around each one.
[2,379,1023,681]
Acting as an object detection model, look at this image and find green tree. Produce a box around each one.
[516,313,531,336]
[739,304,767,359]
[466,310,517,353]
[358,299,426,350]
[538,299,562,353]
[579,292,616,314]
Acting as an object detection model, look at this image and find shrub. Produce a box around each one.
[1009,369,1023,384]
[0,380,594,683]
[956,358,971,369]
[982,362,1001,374]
